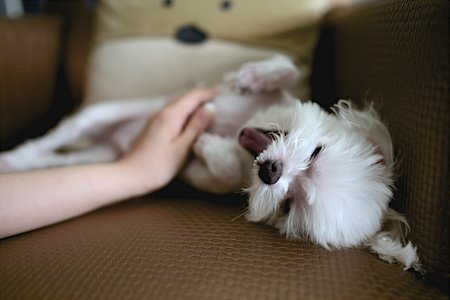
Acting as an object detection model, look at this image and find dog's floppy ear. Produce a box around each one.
[331,100,394,166]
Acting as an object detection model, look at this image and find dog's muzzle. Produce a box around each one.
[239,128,283,184]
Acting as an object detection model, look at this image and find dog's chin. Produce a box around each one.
[243,162,292,225]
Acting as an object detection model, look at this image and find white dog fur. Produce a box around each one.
[0,55,421,271]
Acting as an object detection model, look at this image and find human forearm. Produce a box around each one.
[0,161,154,239]
[0,88,216,239]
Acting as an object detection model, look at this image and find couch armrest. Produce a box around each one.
[0,16,62,149]
[0,1,94,150]
[312,0,449,292]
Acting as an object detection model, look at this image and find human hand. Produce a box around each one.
[120,88,217,193]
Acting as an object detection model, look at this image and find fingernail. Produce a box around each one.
[203,102,216,114]
[198,103,215,123]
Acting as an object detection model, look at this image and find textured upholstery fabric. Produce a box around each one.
[0,16,61,149]
[311,0,449,292]
[0,188,447,299]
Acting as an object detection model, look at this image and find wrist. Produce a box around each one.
[115,157,164,197]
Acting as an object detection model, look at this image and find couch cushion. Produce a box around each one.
[0,185,446,299]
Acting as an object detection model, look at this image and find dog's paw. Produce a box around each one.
[193,133,235,160]
[231,55,300,93]
[0,153,29,173]
[193,133,242,178]
[193,133,215,158]
[0,147,45,172]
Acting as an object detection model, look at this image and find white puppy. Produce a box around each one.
[240,99,421,271]
[0,55,420,271]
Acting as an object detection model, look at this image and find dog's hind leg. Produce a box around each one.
[181,133,245,194]
[0,143,120,172]
[0,98,165,172]
[39,143,119,168]
[230,55,300,93]
[14,99,162,152]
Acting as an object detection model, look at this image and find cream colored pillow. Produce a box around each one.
[85,38,284,102]
[85,0,329,103]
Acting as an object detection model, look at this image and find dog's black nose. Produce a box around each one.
[176,25,208,44]
[258,160,283,185]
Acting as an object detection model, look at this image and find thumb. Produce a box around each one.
[179,103,215,146]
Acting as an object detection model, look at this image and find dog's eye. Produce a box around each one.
[309,146,322,161]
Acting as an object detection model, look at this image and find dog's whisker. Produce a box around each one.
[231,207,249,221]
[268,120,281,131]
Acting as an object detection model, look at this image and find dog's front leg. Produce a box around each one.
[181,133,245,194]
[230,54,300,93]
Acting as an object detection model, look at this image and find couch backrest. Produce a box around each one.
[311,0,449,293]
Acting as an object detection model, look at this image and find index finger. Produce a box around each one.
[169,88,219,117]
[165,88,219,132]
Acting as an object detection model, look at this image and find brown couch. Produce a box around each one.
[0,0,448,299]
